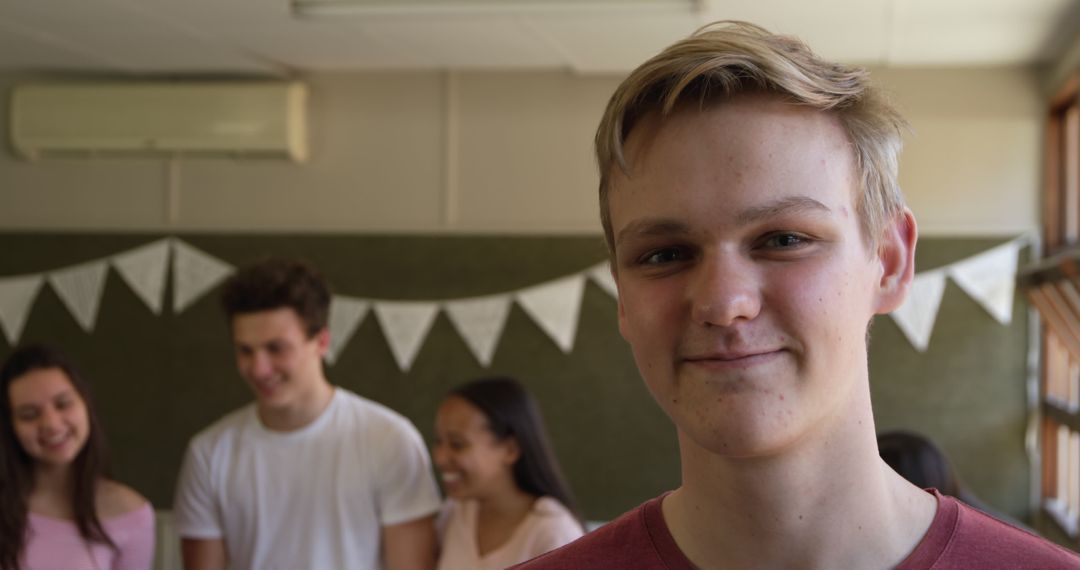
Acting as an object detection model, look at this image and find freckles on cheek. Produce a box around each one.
[792,287,829,318]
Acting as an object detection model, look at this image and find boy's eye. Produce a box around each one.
[762,233,807,248]
[641,247,689,265]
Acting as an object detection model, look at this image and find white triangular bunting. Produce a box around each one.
[48,261,109,332]
[373,301,439,372]
[0,275,44,345]
[890,270,947,352]
[445,295,512,367]
[111,239,171,315]
[515,275,586,353]
[587,262,618,299]
[947,241,1021,325]
[172,240,234,313]
[325,296,369,366]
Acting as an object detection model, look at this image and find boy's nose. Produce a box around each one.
[689,253,761,327]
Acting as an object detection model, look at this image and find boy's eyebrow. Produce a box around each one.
[614,219,690,248]
[735,196,831,225]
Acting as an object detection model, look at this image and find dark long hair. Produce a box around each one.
[0,344,115,570]
[877,430,981,505]
[449,377,582,527]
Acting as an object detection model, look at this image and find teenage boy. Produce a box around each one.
[175,258,440,570]
[520,21,1079,569]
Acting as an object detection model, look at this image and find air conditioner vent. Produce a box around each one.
[10,81,308,161]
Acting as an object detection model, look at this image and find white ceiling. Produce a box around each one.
[0,0,1077,76]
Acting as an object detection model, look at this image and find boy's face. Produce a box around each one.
[609,94,911,458]
[231,307,329,414]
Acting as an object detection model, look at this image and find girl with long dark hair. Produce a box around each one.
[433,377,583,570]
[0,344,153,570]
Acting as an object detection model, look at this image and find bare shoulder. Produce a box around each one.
[97,479,150,518]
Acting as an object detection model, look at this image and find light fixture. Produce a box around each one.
[292,0,700,18]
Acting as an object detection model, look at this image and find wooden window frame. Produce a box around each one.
[1028,74,1080,543]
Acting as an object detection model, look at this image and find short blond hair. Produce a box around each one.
[596,21,907,251]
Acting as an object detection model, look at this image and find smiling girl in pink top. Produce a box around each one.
[433,377,583,570]
[0,344,154,570]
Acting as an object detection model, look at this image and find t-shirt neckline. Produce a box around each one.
[643,489,948,569]
[894,489,954,569]
[643,492,698,569]
[252,387,340,440]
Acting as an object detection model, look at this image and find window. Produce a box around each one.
[1022,74,1080,542]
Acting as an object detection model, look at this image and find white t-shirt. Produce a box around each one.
[436,497,583,570]
[174,388,441,570]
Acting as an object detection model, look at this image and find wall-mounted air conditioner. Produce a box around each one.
[9,81,308,161]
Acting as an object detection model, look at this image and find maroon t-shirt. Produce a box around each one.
[514,490,1080,569]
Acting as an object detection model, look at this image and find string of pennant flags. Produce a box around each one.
[890,236,1028,351]
[0,236,1027,370]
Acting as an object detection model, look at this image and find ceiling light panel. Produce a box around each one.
[294,0,697,17]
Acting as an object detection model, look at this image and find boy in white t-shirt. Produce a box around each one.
[174,258,441,570]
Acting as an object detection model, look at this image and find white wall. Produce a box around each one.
[877,67,1043,236]
[0,67,1042,237]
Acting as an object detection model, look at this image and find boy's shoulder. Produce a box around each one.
[900,492,1080,568]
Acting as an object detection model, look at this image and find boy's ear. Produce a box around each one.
[314,327,331,356]
[874,208,918,315]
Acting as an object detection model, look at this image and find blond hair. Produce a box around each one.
[595,21,907,251]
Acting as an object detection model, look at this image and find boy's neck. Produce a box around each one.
[664,390,936,568]
[259,379,335,432]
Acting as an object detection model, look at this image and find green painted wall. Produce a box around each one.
[871,238,1032,521]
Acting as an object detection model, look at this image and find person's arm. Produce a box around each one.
[369,413,442,569]
[174,440,227,570]
[382,514,437,570]
[181,538,228,570]
[525,509,587,560]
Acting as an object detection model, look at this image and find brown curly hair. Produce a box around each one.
[220,257,331,336]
